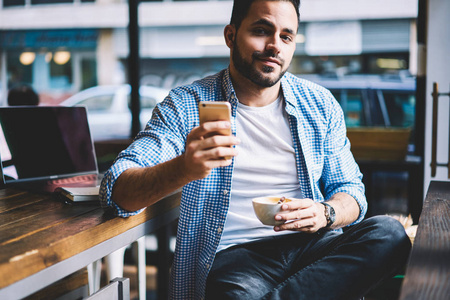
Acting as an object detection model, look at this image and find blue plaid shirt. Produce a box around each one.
[100,68,367,300]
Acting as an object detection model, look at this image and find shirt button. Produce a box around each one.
[223,190,228,195]
[217,227,222,234]
[206,264,210,269]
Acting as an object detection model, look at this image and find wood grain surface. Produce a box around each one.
[399,181,450,300]
[0,188,180,290]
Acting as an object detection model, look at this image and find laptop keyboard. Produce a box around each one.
[49,174,100,186]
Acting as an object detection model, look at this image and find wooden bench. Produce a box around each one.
[398,180,450,300]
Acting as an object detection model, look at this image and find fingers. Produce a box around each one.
[280,198,314,211]
[190,143,238,164]
[274,217,320,233]
[202,134,240,151]
[274,200,324,233]
[190,121,239,151]
[187,133,240,160]
[183,122,240,180]
[195,121,232,138]
[275,199,314,221]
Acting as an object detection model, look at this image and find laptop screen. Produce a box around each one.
[0,106,98,187]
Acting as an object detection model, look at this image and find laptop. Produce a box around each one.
[0,106,102,194]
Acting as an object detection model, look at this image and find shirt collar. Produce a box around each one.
[280,74,297,109]
[222,68,239,108]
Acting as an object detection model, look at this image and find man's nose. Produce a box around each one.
[266,35,281,55]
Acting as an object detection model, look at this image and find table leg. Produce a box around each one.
[156,225,171,300]
[407,166,423,224]
[87,260,102,295]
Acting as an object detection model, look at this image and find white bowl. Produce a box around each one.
[252,196,292,226]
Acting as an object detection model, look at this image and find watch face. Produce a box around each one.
[323,203,336,227]
[328,205,336,224]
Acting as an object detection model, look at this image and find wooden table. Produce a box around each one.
[399,181,450,300]
[0,188,180,299]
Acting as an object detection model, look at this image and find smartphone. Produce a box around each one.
[198,101,232,137]
[198,101,232,160]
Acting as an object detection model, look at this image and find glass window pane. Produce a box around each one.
[382,91,415,128]
[3,0,25,7]
[50,52,73,90]
[81,58,97,90]
[330,89,366,127]
[7,52,33,88]
[31,0,72,4]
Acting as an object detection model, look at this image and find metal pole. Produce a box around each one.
[431,82,438,177]
[1,51,7,106]
[128,0,141,138]
[413,0,426,215]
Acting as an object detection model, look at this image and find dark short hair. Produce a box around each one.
[230,0,301,30]
[7,84,39,106]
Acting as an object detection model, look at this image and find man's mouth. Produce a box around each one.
[253,52,282,67]
[260,57,281,66]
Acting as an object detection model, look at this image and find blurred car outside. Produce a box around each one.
[60,85,169,141]
[297,74,416,128]
[297,74,417,154]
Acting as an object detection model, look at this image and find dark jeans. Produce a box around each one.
[205,216,411,300]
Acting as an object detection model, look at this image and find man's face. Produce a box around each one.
[229,1,298,88]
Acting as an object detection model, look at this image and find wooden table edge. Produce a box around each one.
[0,191,181,299]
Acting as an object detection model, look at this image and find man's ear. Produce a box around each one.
[224,25,236,49]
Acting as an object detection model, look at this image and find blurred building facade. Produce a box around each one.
[0,0,418,105]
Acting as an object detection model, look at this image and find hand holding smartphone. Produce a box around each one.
[198,101,232,159]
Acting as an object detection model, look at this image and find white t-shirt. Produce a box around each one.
[217,95,303,252]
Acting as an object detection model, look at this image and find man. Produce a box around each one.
[100,0,411,299]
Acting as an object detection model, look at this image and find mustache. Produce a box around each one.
[252,50,284,65]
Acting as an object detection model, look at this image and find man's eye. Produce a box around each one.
[281,35,293,42]
[253,28,267,35]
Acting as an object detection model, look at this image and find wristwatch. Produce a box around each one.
[321,202,336,228]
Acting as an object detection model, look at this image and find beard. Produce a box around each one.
[232,42,287,88]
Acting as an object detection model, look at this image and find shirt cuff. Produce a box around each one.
[99,160,146,217]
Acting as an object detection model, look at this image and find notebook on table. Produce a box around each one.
[0,106,102,201]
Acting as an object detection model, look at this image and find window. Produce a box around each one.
[3,0,25,7]
[31,0,72,4]
[330,89,366,127]
[49,52,73,90]
[3,0,94,5]
[382,91,415,128]
[7,52,33,88]
[81,57,98,90]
